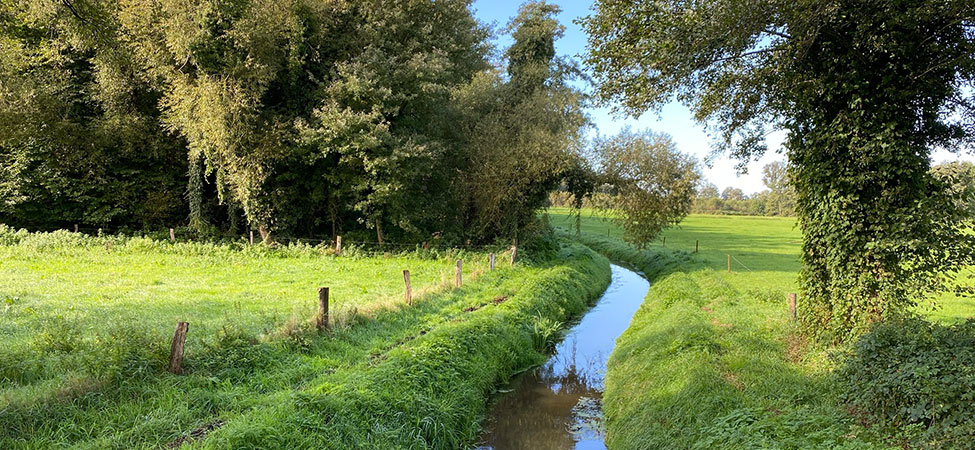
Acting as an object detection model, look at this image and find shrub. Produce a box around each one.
[839,317,975,448]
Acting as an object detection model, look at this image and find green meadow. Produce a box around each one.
[545,208,975,449]
[0,226,610,448]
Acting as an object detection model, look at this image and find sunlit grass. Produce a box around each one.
[0,227,611,448]
[545,208,973,448]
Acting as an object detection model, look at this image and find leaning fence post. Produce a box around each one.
[455,260,462,287]
[335,235,342,255]
[169,321,189,374]
[403,270,412,305]
[788,293,797,321]
[316,287,329,331]
[489,253,495,271]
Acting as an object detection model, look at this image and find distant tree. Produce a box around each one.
[721,187,746,201]
[582,0,975,340]
[697,182,720,199]
[596,129,699,247]
[761,161,796,216]
[762,161,789,192]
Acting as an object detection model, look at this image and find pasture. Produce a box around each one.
[0,226,610,448]
[546,208,975,448]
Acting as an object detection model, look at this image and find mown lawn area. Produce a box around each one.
[546,208,975,449]
[0,226,610,448]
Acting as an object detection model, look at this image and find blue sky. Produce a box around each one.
[470,0,970,194]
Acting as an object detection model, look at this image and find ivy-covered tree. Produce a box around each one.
[582,0,975,340]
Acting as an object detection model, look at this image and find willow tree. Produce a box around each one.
[582,0,975,340]
[116,0,488,241]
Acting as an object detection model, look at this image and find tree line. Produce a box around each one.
[0,1,699,248]
[0,1,700,247]
[692,161,796,216]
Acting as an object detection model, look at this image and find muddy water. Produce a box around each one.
[475,264,650,450]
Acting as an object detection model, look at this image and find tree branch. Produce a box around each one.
[762,28,793,40]
[712,48,783,64]
[60,0,89,25]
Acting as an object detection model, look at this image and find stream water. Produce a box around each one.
[475,264,651,449]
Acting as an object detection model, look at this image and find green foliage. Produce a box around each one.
[456,2,589,242]
[581,0,975,341]
[839,318,975,449]
[0,0,188,230]
[1,1,588,246]
[931,161,975,220]
[594,129,699,247]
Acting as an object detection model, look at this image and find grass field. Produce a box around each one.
[546,208,975,449]
[0,226,611,448]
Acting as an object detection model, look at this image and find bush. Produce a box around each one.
[839,318,975,448]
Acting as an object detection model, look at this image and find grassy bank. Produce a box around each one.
[549,209,975,449]
[579,233,883,449]
[0,226,610,448]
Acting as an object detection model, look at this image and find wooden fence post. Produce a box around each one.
[695,240,699,253]
[169,228,176,242]
[510,239,518,265]
[727,254,731,272]
[455,260,462,287]
[422,241,429,250]
[489,253,495,271]
[335,235,342,255]
[316,287,329,331]
[250,230,254,245]
[403,270,412,305]
[74,224,79,233]
[663,236,666,246]
[169,321,189,374]
[788,293,797,321]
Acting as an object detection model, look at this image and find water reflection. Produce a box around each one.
[476,265,650,449]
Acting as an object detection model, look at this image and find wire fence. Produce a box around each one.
[729,254,754,272]
[4,223,515,254]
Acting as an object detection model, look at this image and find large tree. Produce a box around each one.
[582,0,975,340]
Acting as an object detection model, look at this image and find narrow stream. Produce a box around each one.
[475,264,650,449]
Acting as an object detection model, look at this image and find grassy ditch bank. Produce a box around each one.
[0,227,610,448]
[577,233,888,449]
